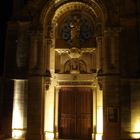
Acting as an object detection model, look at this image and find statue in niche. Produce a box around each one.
[71,59,79,71]
[64,59,87,74]
[61,14,93,47]
[70,16,80,47]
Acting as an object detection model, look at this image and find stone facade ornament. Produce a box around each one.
[68,47,81,59]
[60,13,93,47]
[64,59,87,74]
[43,69,51,90]
[70,16,81,48]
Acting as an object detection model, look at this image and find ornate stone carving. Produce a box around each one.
[68,48,81,59]
[47,25,54,39]
[51,1,104,25]
[70,16,81,47]
[44,70,51,90]
[55,48,95,54]
[60,13,94,47]
[46,39,53,48]
[97,76,103,90]
[64,59,87,74]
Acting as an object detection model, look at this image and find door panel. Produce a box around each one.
[77,114,92,139]
[59,88,76,138]
[77,88,92,139]
[59,87,92,139]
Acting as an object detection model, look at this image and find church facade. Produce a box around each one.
[0,0,140,140]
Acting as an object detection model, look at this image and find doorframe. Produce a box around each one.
[54,84,97,139]
[58,87,93,139]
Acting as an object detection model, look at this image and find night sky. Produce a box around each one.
[0,0,13,75]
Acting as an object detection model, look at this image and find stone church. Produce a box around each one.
[0,0,140,140]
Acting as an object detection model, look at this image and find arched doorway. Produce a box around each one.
[42,1,104,139]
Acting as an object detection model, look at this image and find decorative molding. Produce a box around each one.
[55,48,96,55]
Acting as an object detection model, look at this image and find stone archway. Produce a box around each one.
[41,0,106,72]
[40,0,107,85]
[41,1,105,140]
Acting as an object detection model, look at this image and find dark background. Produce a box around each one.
[0,0,13,75]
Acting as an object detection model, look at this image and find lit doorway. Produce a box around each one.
[59,87,93,139]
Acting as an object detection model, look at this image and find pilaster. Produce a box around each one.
[102,75,121,140]
[26,76,45,140]
[101,27,121,140]
[102,27,121,74]
[16,21,30,69]
[29,30,44,75]
[12,80,28,139]
[95,85,103,140]
[54,87,61,138]
[44,76,55,139]
[96,36,102,72]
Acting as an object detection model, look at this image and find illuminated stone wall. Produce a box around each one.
[12,80,28,139]
[130,80,140,139]
[1,0,140,140]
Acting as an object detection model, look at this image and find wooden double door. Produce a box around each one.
[59,87,93,140]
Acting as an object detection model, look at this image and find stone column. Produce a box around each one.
[37,32,44,73]
[102,27,121,140]
[49,45,55,74]
[54,87,61,138]
[26,76,45,140]
[102,28,121,74]
[44,41,55,139]
[44,23,55,74]
[112,29,120,73]
[60,53,64,73]
[29,36,38,70]
[96,85,103,140]
[96,36,102,72]
[43,39,51,73]
[44,77,55,139]
[102,75,121,140]
[29,31,43,74]
[16,22,30,68]
[44,22,56,139]
[92,87,97,139]
[12,80,28,139]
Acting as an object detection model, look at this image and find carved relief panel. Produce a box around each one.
[55,48,96,74]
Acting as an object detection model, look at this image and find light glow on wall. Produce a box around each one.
[12,80,27,138]
[96,88,103,140]
[134,120,140,132]
[12,129,25,139]
[96,133,103,140]
[130,83,140,139]
[45,131,54,139]
[131,119,140,139]
[44,85,55,139]
[97,107,103,133]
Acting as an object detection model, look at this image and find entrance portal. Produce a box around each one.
[59,87,92,139]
